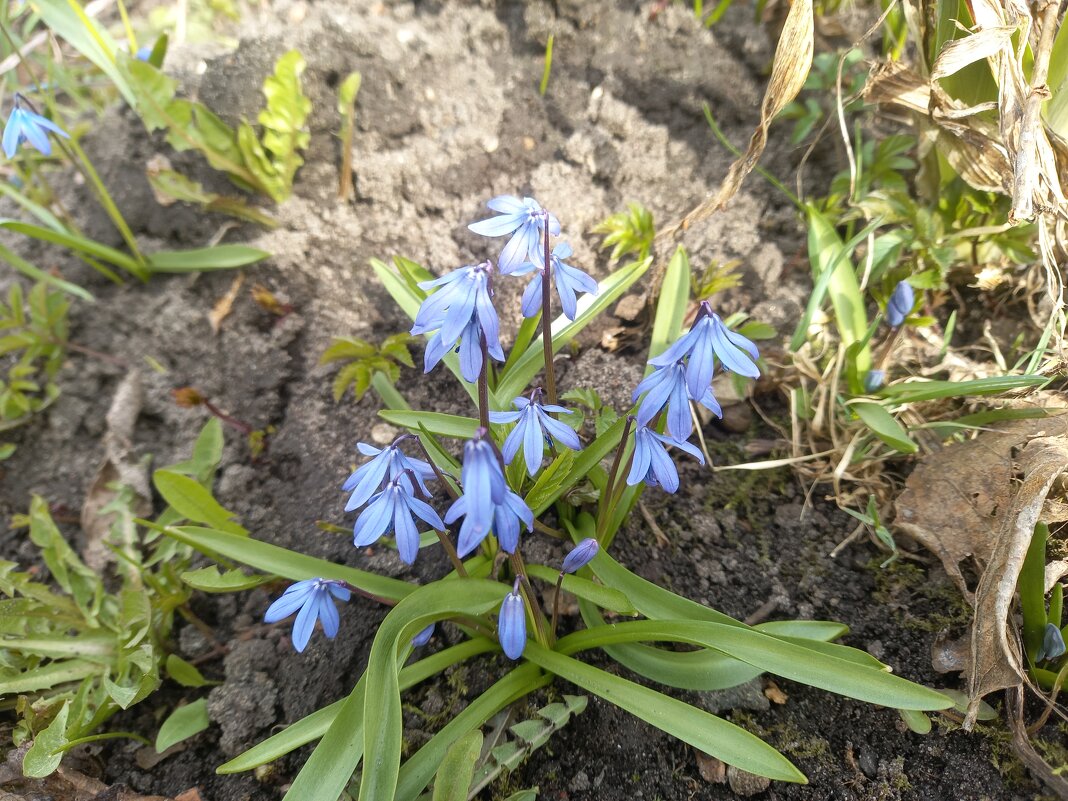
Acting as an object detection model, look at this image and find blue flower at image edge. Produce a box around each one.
[3,102,69,158]
[264,578,351,652]
[468,195,560,274]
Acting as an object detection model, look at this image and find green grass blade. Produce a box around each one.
[0,219,141,273]
[523,642,806,783]
[526,564,637,616]
[146,245,270,273]
[0,243,93,301]
[878,375,1047,403]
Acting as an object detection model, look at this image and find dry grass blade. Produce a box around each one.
[658,0,813,241]
[931,26,1017,80]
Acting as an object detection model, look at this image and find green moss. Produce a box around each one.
[869,558,972,632]
[728,710,832,764]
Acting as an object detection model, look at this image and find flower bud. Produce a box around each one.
[886,281,915,328]
[412,623,435,648]
[863,369,885,393]
[498,582,527,660]
[562,538,600,574]
[1040,622,1066,662]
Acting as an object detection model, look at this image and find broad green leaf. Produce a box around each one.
[153,470,247,535]
[166,654,211,687]
[379,410,479,439]
[180,565,271,593]
[851,401,917,454]
[23,700,69,777]
[147,245,270,273]
[558,620,951,711]
[647,245,691,369]
[431,730,482,801]
[220,639,495,774]
[156,698,210,752]
[496,257,652,401]
[524,643,806,783]
[877,375,1047,403]
[154,524,413,602]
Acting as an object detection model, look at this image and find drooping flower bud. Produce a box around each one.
[886,281,915,328]
[562,538,600,574]
[498,579,527,660]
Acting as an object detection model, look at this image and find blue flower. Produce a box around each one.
[497,579,527,660]
[468,195,560,274]
[411,261,504,382]
[562,538,599,574]
[343,440,436,512]
[1039,622,1066,662]
[353,479,446,564]
[514,242,598,321]
[412,623,436,647]
[863,369,885,393]
[625,423,705,494]
[3,98,69,159]
[489,393,582,476]
[264,578,350,653]
[445,486,533,555]
[135,45,154,61]
[649,302,760,400]
[886,280,914,327]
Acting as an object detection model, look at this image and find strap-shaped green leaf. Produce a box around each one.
[146,245,270,273]
[647,246,691,370]
[850,401,917,454]
[523,642,806,783]
[378,410,479,439]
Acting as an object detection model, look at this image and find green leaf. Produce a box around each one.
[147,245,270,273]
[851,401,917,454]
[557,620,952,711]
[23,700,69,778]
[525,564,637,616]
[530,416,630,516]
[0,243,94,300]
[379,410,480,439]
[523,642,806,783]
[156,698,210,752]
[166,654,211,687]
[156,524,413,602]
[180,565,272,593]
[496,257,652,401]
[877,375,1047,403]
[219,639,495,774]
[1021,522,1049,663]
[0,219,142,274]
[523,451,577,512]
[34,0,135,106]
[257,50,312,201]
[432,730,482,801]
[396,664,550,801]
[648,246,691,368]
[153,470,248,535]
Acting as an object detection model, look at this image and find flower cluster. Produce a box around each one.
[263,194,761,662]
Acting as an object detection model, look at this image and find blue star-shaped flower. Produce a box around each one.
[649,301,760,400]
[411,261,504,382]
[342,440,436,512]
[514,242,599,321]
[490,393,582,476]
[352,479,446,564]
[468,195,560,274]
[264,578,351,652]
[625,423,705,494]
[632,361,725,440]
[3,98,69,159]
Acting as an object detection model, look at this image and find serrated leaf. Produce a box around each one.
[23,700,68,778]
[257,50,311,201]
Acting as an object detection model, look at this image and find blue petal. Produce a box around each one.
[686,321,716,400]
[494,504,520,553]
[520,272,542,318]
[490,410,522,424]
[327,582,352,602]
[317,592,340,638]
[626,430,653,487]
[2,111,23,158]
[291,594,319,652]
[647,437,680,493]
[554,267,580,320]
[648,333,694,368]
[488,195,528,214]
[710,318,759,378]
[635,366,675,427]
[469,212,525,237]
[412,623,436,647]
[353,491,396,546]
[264,580,316,623]
[405,494,446,531]
[423,331,450,374]
[666,371,692,440]
[21,115,51,155]
[501,423,523,466]
[458,319,483,382]
[393,502,420,564]
[540,411,582,451]
[521,408,544,476]
[444,494,466,525]
[698,387,723,419]
[344,449,392,511]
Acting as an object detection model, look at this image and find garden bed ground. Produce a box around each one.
[0,1,1050,799]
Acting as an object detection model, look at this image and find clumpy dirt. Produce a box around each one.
[0,1,1048,800]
